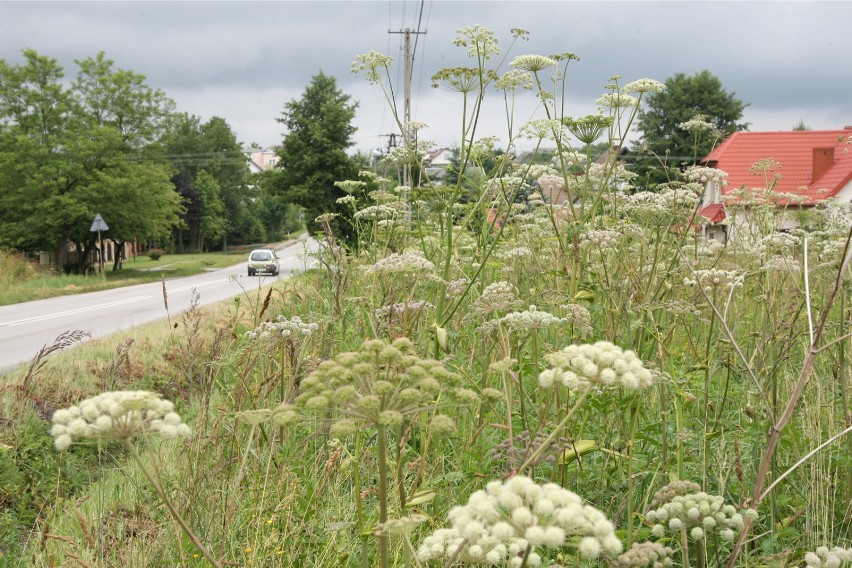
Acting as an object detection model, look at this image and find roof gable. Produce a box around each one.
[702,129,852,204]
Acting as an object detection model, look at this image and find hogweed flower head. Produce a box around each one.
[561,303,593,337]
[416,475,622,565]
[51,391,190,450]
[501,305,566,331]
[432,66,491,93]
[622,78,665,94]
[354,204,398,221]
[580,229,621,251]
[495,69,533,91]
[683,268,744,292]
[539,341,654,391]
[683,165,728,186]
[466,281,523,320]
[678,114,715,133]
[295,338,474,435]
[646,487,757,541]
[334,179,368,194]
[596,91,639,111]
[351,51,393,83]
[804,546,852,568]
[452,25,500,60]
[510,54,557,72]
[617,541,675,568]
[563,115,614,145]
[244,315,318,341]
[520,118,568,141]
[365,251,435,275]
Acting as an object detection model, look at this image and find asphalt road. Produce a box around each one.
[0,238,314,375]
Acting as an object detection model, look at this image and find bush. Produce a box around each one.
[0,249,32,283]
[148,248,165,261]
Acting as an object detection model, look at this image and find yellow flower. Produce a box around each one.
[244,546,253,553]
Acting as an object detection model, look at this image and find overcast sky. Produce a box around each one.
[1,1,850,156]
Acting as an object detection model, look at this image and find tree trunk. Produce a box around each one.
[112,240,126,271]
[78,236,97,274]
[54,235,69,273]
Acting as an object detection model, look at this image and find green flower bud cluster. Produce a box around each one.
[617,541,674,568]
[539,341,654,392]
[295,337,475,434]
[243,315,319,341]
[646,490,758,542]
[648,480,701,509]
[804,546,852,568]
[354,204,398,221]
[51,391,190,451]
[416,475,622,566]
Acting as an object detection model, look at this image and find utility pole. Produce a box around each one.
[389,27,426,188]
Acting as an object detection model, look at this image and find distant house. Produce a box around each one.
[698,128,852,241]
[424,147,454,179]
[246,147,280,173]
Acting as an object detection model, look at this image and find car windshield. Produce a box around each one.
[251,251,272,261]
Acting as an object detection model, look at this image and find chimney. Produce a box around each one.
[813,147,834,181]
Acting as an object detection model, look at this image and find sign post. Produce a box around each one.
[89,214,109,274]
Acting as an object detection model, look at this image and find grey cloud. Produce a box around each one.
[1,1,849,151]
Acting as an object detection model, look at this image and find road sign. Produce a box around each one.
[90,213,109,232]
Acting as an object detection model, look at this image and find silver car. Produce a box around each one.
[247,249,280,276]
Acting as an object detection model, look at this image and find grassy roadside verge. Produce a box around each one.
[0,275,280,564]
[0,233,304,306]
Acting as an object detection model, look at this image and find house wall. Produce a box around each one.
[701,181,722,207]
[835,179,852,201]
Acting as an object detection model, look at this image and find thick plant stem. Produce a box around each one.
[353,433,370,568]
[125,441,222,568]
[377,425,390,568]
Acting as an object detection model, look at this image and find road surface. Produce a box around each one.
[0,238,314,375]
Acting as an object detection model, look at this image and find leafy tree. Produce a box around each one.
[162,113,255,250]
[270,72,359,241]
[0,50,181,270]
[633,70,748,186]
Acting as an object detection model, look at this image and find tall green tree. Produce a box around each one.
[162,113,258,249]
[271,72,359,240]
[0,50,181,269]
[633,70,748,186]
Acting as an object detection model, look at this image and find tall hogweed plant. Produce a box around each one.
[33,25,851,568]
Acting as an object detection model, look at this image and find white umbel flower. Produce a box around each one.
[416,475,622,564]
[51,391,190,450]
[539,341,654,391]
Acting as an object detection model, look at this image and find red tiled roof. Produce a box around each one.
[697,203,726,223]
[702,129,852,205]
